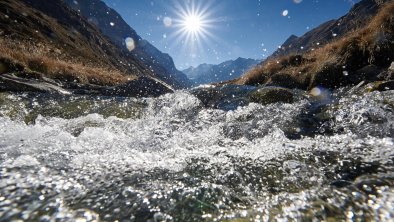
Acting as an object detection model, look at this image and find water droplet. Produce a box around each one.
[163,17,172,27]
[125,37,135,51]
[310,87,322,96]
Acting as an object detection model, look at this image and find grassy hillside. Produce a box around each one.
[0,38,132,86]
[64,0,191,89]
[234,1,394,89]
[0,0,155,86]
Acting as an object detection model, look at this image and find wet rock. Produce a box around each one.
[0,74,173,98]
[377,61,394,80]
[62,82,106,95]
[330,180,352,188]
[365,80,394,92]
[0,73,71,94]
[353,64,382,82]
[372,80,394,91]
[190,86,223,108]
[248,87,294,105]
[101,76,173,97]
[355,177,391,196]
[191,84,254,110]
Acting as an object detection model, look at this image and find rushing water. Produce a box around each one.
[0,87,393,221]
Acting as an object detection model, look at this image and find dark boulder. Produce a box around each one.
[101,76,173,97]
[353,64,382,83]
[249,87,294,105]
[191,85,253,110]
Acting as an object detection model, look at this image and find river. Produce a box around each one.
[0,87,393,221]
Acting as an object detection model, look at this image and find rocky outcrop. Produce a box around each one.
[102,77,173,97]
[64,0,191,89]
[0,73,71,94]
[0,73,173,97]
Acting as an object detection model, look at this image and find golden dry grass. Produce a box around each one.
[0,37,133,85]
[235,1,394,89]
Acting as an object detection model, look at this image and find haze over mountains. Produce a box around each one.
[182,57,260,85]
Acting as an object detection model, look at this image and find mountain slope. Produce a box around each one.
[271,0,390,59]
[183,58,260,85]
[234,0,394,89]
[64,0,191,89]
[0,0,156,85]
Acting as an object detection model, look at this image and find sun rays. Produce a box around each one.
[165,0,218,65]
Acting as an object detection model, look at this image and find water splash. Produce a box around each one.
[0,90,393,221]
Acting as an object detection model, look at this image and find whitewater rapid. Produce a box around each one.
[0,89,393,221]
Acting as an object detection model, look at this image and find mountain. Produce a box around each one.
[0,0,177,96]
[0,0,150,79]
[270,0,389,59]
[64,0,191,89]
[234,0,394,89]
[183,58,260,85]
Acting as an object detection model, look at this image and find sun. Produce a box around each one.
[168,1,217,63]
[172,2,213,42]
[183,14,202,33]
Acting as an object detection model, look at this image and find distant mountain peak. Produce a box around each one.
[182,58,260,85]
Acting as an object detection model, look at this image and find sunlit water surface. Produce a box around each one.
[0,89,393,221]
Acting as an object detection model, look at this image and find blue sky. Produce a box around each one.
[102,0,358,69]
